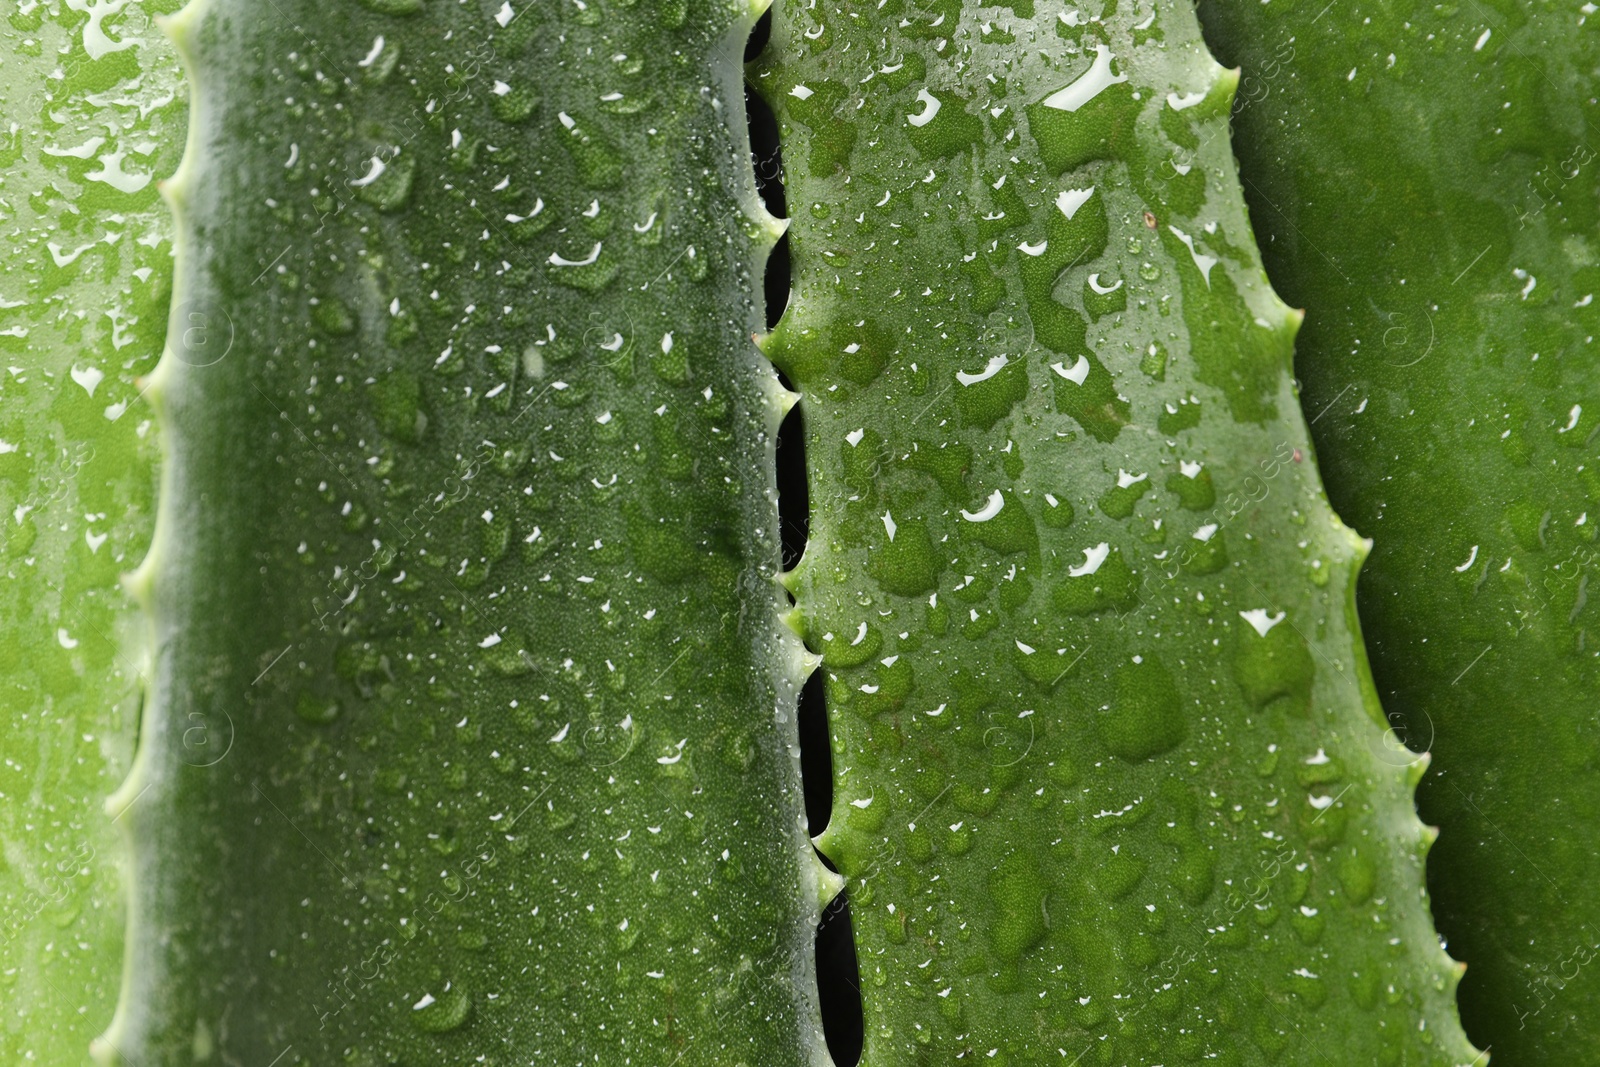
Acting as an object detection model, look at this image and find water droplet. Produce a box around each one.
[1097,656,1186,760]
[987,851,1049,961]
[410,983,471,1033]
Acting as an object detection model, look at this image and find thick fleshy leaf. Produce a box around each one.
[758,2,1477,1062]
[1198,0,1600,1057]
[99,2,826,1064]
[0,4,183,1062]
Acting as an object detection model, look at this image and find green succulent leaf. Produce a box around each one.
[758,1,1477,1062]
[8,0,1577,1061]
[1199,0,1600,1057]
[0,3,184,1062]
[99,1,826,1064]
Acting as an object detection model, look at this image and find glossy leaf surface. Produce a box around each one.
[1198,0,1600,1057]
[103,2,826,1064]
[0,3,182,1061]
[758,1,1477,1062]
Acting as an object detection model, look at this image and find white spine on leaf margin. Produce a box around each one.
[94,1,212,1064]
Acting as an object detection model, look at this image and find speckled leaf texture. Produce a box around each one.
[0,2,182,1061]
[1195,0,1600,1059]
[100,1,828,1064]
[756,1,1477,1063]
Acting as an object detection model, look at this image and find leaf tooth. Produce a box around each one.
[744,38,786,111]
[142,349,178,411]
[812,856,844,911]
[155,173,189,216]
[93,746,155,1066]
[746,70,781,112]
[812,815,862,875]
[1319,511,1371,573]
[154,0,206,61]
[756,367,799,434]
[812,821,840,861]
[749,211,790,265]
[778,565,803,596]
[1284,304,1307,337]
[774,625,814,691]
[1405,748,1432,788]
[1213,64,1242,109]
[89,1029,128,1067]
[756,210,790,246]
[799,648,822,679]
[780,605,807,639]
[102,768,147,824]
[156,0,204,247]
[120,556,157,613]
[755,317,810,384]
[779,544,813,597]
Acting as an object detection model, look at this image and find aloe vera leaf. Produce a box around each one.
[1195,0,1600,1057]
[756,1,1477,1062]
[99,1,830,1063]
[0,2,183,1060]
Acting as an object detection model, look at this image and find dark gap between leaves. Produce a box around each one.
[744,10,863,1063]
[816,890,866,1067]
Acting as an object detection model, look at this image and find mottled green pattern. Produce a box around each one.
[759,1,1476,1062]
[0,1,182,1061]
[1197,0,1600,1058]
[102,1,827,1064]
